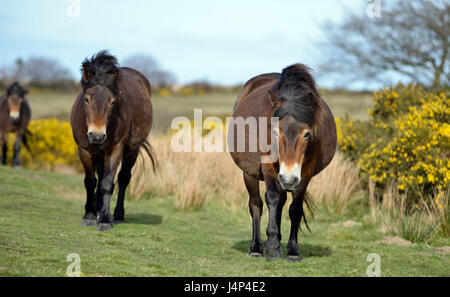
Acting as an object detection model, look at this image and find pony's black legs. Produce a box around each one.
[11,133,23,167]
[286,180,309,262]
[277,192,287,241]
[1,133,7,165]
[244,173,263,257]
[95,161,104,213]
[79,148,97,227]
[264,179,283,261]
[113,150,138,223]
[98,145,123,232]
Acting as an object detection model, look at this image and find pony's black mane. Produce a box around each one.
[274,64,318,126]
[81,50,120,93]
[7,82,28,97]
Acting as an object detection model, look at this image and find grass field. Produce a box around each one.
[0,166,448,277]
[2,88,448,277]
[26,90,373,132]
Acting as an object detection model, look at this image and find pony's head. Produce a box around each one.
[7,82,28,122]
[80,51,119,146]
[269,64,317,192]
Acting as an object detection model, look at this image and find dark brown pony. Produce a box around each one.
[229,64,337,261]
[0,82,31,167]
[71,51,156,231]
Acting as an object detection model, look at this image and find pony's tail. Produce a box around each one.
[300,192,315,232]
[140,139,158,173]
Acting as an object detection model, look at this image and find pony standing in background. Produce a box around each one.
[0,82,31,167]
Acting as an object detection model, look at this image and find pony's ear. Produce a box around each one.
[268,89,278,107]
[81,63,93,83]
[112,68,120,84]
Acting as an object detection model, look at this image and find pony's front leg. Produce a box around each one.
[79,148,97,227]
[1,133,7,165]
[286,178,310,262]
[11,132,23,167]
[98,145,123,232]
[264,178,283,261]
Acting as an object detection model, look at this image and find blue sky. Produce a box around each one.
[0,0,369,87]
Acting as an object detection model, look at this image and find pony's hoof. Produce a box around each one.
[248,252,263,258]
[82,219,97,227]
[264,247,282,261]
[97,223,113,232]
[286,255,301,263]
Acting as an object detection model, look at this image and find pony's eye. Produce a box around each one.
[84,98,89,105]
[304,132,311,139]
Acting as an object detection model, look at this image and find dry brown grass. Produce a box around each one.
[308,151,364,215]
[129,134,247,211]
[368,183,449,242]
[129,134,364,215]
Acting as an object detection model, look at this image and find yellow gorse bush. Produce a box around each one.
[7,118,80,171]
[371,83,429,119]
[336,84,449,201]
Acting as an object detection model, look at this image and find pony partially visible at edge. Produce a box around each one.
[0,82,31,167]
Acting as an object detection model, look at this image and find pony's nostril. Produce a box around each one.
[88,132,106,144]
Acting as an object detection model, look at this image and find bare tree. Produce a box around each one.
[122,54,176,87]
[0,56,73,85]
[319,0,449,89]
[0,58,26,82]
[24,56,73,85]
[151,70,177,88]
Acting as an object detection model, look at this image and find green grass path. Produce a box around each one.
[0,166,448,276]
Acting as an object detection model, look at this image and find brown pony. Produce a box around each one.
[71,51,156,231]
[0,82,31,167]
[229,64,337,261]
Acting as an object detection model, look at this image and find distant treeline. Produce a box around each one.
[0,55,376,96]
[0,54,245,95]
[0,56,78,91]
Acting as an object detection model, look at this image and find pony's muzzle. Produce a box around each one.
[88,131,107,146]
[9,111,20,122]
[278,163,301,192]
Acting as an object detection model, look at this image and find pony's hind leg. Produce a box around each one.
[113,150,139,224]
[244,173,263,257]
[95,161,104,213]
[79,148,97,227]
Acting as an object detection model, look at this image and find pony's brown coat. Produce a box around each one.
[71,52,155,231]
[229,64,337,261]
[0,82,31,167]
[231,72,336,180]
